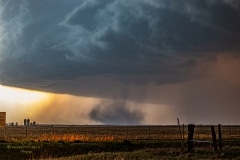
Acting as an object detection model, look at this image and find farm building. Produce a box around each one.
[0,112,6,126]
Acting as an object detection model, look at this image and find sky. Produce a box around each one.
[0,0,240,125]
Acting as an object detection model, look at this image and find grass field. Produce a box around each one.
[0,125,240,159]
[1,125,185,142]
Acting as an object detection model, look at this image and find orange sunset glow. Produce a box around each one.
[0,85,52,123]
[0,85,50,105]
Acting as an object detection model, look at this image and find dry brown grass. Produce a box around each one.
[0,125,240,142]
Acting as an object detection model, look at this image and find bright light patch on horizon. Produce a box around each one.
[0,85,51,105]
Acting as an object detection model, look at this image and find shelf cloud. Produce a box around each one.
[0,0,240,124]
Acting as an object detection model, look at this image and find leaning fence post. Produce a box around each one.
[187,124,195,152]
[211,126,218,152]
[177,118,184,152]
[218,124,222,151]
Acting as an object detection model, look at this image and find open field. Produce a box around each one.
[1,125,240,142]
[1,125,186,142]
[0,125,240,159]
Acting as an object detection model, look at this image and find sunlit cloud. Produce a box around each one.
[0,85,50,105]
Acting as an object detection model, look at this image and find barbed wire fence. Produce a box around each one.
[1,125,240,143]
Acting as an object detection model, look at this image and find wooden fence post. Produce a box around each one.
[177,118,184,152]
[211,126,217,152]
[26,126,28,138]
[148,127,150,139]
[4,126,7,141]
[187,124,195,152]
[218,124,222,151]
[183,124,184,140]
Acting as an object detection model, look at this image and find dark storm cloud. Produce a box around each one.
[0,0,240,99]
[89,100,143,125]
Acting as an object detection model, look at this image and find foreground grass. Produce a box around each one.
[41,149,240,160]
[1,124,240,159]
[1,140,240,160]
[0,140,180,159]
[41,150,166,160]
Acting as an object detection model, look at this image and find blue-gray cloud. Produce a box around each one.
[0,0,240,101]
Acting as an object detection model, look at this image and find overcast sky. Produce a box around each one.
[0,0,240,125]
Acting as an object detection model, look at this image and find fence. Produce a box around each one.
[0,125,240,143]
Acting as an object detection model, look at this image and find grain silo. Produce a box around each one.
[27,119,30,125]
[24,119,27,126]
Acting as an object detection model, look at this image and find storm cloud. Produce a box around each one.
[0,0,240,124]
[89,100,143,125]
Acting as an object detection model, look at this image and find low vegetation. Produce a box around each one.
[0,125,240,159]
